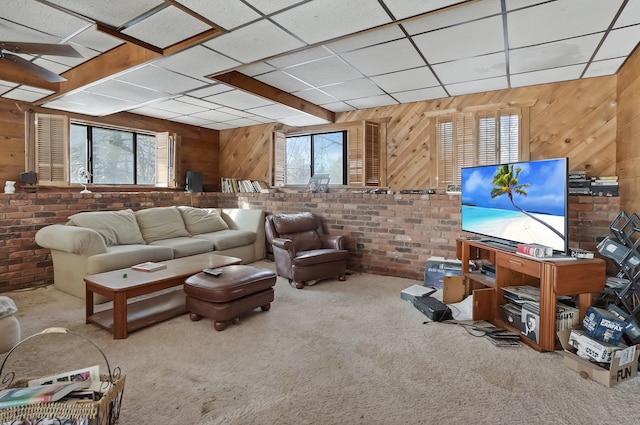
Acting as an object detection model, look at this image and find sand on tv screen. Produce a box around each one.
[461,158,568,254]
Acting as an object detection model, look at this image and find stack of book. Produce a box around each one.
[590,175,618,197]
[220,178,270,193]
[568,170,590,196]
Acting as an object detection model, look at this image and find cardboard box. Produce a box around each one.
[558,328,639,387]
[424,257,462,288]
[442,276,469,303]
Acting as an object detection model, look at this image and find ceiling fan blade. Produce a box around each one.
[0,53,66,82]
[0,41,82,58]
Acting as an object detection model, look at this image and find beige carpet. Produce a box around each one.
[2,261,639,425]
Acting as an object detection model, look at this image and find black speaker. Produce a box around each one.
[185,171,203,192]
[20,171,36,185]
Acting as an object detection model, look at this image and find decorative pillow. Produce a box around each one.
[135,207,190,243]
[68,209,145,246]
[178,207,229,235]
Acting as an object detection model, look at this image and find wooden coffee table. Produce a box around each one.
[85,253,242,339]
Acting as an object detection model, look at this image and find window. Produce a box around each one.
[436,109,522,187]
[284,131,347,185]
[31,113,178,188]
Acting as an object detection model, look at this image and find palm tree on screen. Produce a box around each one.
[491,164,564,241]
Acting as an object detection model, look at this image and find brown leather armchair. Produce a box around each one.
[265,212,348,289]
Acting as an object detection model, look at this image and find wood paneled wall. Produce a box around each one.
[218,76,617,191]
[0,99,220,192]
[617,45,640,215]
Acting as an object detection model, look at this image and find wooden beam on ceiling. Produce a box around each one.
[212,71,336,123]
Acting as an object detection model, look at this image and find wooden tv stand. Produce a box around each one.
[456,238,606,352]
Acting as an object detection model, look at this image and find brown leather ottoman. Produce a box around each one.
[184,265,276,331]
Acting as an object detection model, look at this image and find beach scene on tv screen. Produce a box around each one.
[461,159,566,252]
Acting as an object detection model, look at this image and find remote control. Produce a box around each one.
[203,268,223,277]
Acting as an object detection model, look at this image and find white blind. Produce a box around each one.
[35,113,69,185]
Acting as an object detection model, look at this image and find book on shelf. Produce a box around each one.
[0,380,90,409]
[516,243,552,258]
[131,261,167,272]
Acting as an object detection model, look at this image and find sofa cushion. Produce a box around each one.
[135,207,190,243]
[149,237,214,258]
[271,213,322,252]
[68,209,145,246]
[87,245,174,274]
[178,206,229,235]
[193,230,256,251]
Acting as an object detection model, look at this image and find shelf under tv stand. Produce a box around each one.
[457,238,606,352]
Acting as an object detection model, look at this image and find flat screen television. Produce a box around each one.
[460,157,569,254]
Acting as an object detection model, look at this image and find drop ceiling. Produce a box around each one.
[0,0,638,130]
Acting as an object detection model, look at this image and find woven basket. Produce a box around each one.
[0,328,125,425]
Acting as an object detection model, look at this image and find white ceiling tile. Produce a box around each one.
[272,0,392,44]
[246,103,300,119]
[237,62,276,77]
[510,34,601,74]
[128,106,183,120]
[122,6,211,49]
[0,19,61,44]
[67,26,123,53]
[45,0,165,28]
[116,65,207,94]
[291,88,338,105]
[38,44,100,68]
[403,0,502,35]
[346,94,398,109]
[31,58,71,76]
[320,101,356,112]
[0,80,19,88]
[595,25,640,61]
[325,26,406,54]
[245,0,306,16]
[382,0,469,20]
[504,0,550,11]
[2,87,54,102]
[202,122,236,130]
[370,66,439,93]
[85,80,166,103]
[169,115,213,126]
[391,86,448,103]
[187,84,233,98]
[583,58,626,78]
[285,56,362,87]
[510,65,585,88]
[616,1,640,28]
[190,109,244,122]
[204,20,305,63]
[43,90,138,115]
[172,0,261,30]
[205,90,273,109]
[433,53,506,85]
[222,117,265,127]
[445,76,508,96]
[2,0,91,39]
[341,39,425,76]
[255,71,312,92]
[278,114,331,127]
[266,46,334,69]
[320,78,384,100]
[507,0,624,48]
[155,46,241,81]
[413,15,504,64]
[174,96,220,109]
[216,107,253,118]
[147,99,208,115]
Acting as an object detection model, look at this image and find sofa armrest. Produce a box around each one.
[35,224,108,256]
[320,234,346,250]
[271,237,296,258]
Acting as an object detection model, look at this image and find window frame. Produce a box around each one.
[435,107,529,188]
[29,113,179,189]
[283,130,348,186]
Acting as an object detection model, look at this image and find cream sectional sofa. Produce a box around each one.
[35,206,266,300]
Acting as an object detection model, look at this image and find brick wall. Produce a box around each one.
[0,190,621,293]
